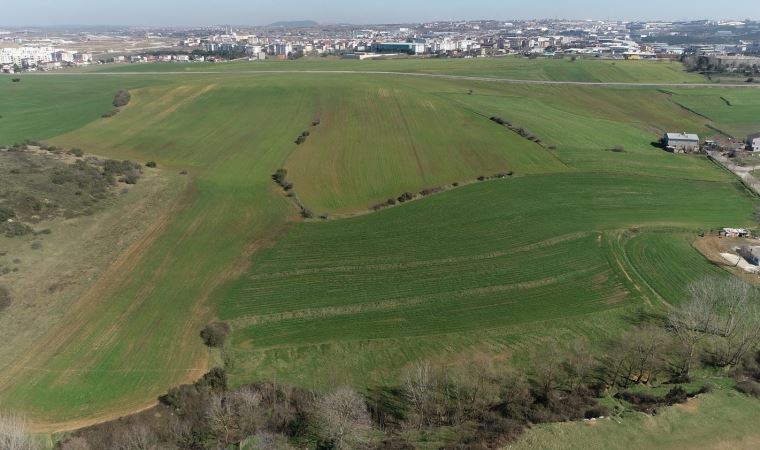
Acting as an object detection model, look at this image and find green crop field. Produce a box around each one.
[220,173,753,388]
[667,88,760,138]
[0,58,757,432]
[89,56,703,84]
[0,75,165,144]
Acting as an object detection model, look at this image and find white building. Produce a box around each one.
[665,133,700,153]
[748,133,760,152]
[0,46,54,66]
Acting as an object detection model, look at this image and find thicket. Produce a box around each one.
[112,90,131,108]
[200,322,231,348]
[489,116,541,143]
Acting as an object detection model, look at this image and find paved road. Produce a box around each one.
[21,69,760,88]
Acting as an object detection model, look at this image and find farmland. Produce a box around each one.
[89,56,704,84]
[220,173,753,388]
[0,58,758,433]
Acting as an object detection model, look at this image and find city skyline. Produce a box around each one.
[1,0,759,27]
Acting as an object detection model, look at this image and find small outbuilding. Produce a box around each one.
[748,133,760,152]
[721,227,751,238]
[664,132,700,153]
[739,246,760,265]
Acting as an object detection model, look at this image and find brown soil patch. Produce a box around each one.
[693,235,760,285]
[675,397,700,414]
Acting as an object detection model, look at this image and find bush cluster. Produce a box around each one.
[200,322,231,348]
[294,130,310,145]
[489,116,541,143]
[112,90,131,107]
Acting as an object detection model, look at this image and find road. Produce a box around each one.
[708,150,760,196]
[21,69,760,88]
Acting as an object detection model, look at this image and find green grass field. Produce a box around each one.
[220,173,753,388]
[0,58,757,433]
[667,88,760,138]
[0,76,165,145]
[89,56,703,83]
[508,388,760,450]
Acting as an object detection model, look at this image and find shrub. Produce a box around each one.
[272,169,288,184]
[397,192,414,203]
[736,379,760,397]
[0,206,15,222]
[101,109,119,118]
[195,367,227,391]
[11,78,20,82]
[584,405,609,419]
[312,119,321,126]
[69,148,84,157]
[419,187,443,196]
[663,386,688,405]
[200,322,231,347]
[0,286,10,312]
[179,170,188,175]
[112,90,131,107]
[2,221,32,238]
[30,241,42,250]
[301,208,314,219]
[145,161,157,168]
[477,176,487,181]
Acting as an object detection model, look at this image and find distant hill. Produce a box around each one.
[268,20,318,28]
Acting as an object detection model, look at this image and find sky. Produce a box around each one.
[1,0,758,27]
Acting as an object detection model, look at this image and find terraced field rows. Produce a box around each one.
[221,172,754,388]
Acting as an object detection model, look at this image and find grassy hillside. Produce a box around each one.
[0,75,163,145]
[0,63,755,429]
[0,73,579,423]
[220,173,754,388]
[0,76,312,422]
[89,57,703,83]
[668,88,760,138]
[451,85,727,180]
[284,76,568,212]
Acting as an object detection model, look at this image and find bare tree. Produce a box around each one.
[561,337,597,392]
[530,339,567,402]
[401,361,436,428]
[115,423,157,450]
[206,392,237,448]
[59,436,91,450]
[673,277,760,368]
[604,325,670,387]
[0,411,38,450]
[668,279,721,377]
[230,386,262,437]
[312,386,373,450]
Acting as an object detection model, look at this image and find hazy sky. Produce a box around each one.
[1,0,758,27]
